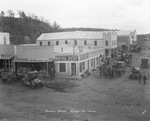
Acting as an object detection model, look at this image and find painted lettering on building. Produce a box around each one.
[79,53,89,61]
[55,55,78,61]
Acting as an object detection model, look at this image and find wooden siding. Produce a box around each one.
[16,45,54,59]
[0,44,14,55]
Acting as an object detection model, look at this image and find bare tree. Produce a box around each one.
[7,10,15,17]
[0,11,5,17]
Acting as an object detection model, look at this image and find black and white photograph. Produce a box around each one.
[0,0,150,120]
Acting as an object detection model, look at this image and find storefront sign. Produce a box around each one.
[55,55,78,61]
[79,53,89,61]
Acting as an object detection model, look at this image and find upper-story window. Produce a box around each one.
[65,41,68,44]
[105,41,108,46]
[94,40,97,46]
[48,41,50,46]
[3,37,6,45]
[40,41,42,46]
[56,41,59,45]
[84,40,87,45]
[74,40,77,45]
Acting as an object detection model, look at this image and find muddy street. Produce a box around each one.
[0,46,150,121]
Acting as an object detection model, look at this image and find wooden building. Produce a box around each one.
[54,44,105,78]
[13,44,55,76]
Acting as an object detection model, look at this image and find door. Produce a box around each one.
[71,63,76,76]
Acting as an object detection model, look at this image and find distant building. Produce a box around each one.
[0,32,10,45]
[116,30,137,50]
[36,31,118,57]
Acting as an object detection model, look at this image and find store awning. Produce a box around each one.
[12,58,55,63]
[0,55,14,60]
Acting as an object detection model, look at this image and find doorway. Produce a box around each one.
[71,63,76,76]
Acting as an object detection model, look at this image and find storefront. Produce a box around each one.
[54,48,105,78]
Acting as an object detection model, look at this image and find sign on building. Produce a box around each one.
[55,55,78,61]
[79,53,89,61]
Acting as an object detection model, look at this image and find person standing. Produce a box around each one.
[143,74,147,85]
[138,74,142,84]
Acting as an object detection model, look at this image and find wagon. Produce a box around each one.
[129,67,141,79]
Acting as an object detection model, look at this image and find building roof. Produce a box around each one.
[37,31,103,41]
[0,55,14,60]
[116,30,136,36]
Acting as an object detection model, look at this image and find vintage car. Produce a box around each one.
[21,71,45,88]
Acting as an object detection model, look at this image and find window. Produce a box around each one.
[97,57,99,64]
[3,37,6,45]
[40,41,42,46]
[80,62,85,72]
[84,40,87,45]
[65,41,68,44]
[94,41,97,46]
[56,41,59,45]
[59,63,66,72]
[91,59,93,66]
[48,41,50,46]
[105,41,108,46]
[74,40,77,45]
[83,62,85,70]
[80,63,83,72]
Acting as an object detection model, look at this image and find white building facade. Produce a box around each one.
[0,32,10,45]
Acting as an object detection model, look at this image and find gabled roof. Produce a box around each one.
[37,31,103,41]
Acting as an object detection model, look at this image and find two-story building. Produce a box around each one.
[36,31,118,57]
[54,44,105,78]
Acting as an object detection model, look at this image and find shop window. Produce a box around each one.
[84,40,87,45]
[80,62,85,72]
[105,41,108,46]
[59,63,66,72]
[65,41,68,44]
[56,41,59,45]
[74,40,77,45]
[48,41,50,46]
[94,41,97,46]
[40,41,42,46]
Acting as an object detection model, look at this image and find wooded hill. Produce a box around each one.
[0,10,116,45]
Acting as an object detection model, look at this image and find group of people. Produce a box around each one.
[99,62,125,79]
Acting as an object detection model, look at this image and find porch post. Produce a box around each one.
[46,62,49,76]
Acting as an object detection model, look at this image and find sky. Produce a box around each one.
[0,0,150,34]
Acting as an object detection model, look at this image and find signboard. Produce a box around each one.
[55,55,78,61]
[79,53,89,61]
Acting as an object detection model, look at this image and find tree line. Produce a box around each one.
[0,10,115,45]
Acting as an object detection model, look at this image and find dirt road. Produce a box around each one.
[0,45,150,121]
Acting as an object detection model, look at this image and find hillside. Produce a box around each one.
[0,11,114,45]
[0,16,61,44]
